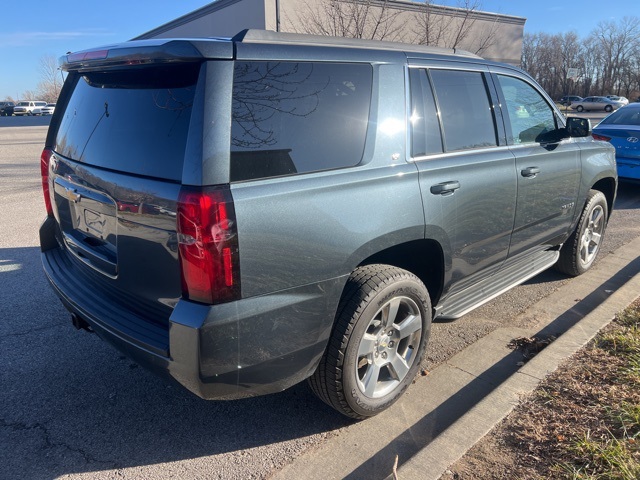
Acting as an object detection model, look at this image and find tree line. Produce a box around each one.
[523,16,640,101]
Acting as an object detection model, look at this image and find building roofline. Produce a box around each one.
[133,0,248,40]
[133,0,526,41]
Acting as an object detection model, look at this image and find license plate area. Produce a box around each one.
[53,177,118,277]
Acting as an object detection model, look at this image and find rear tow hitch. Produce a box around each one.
[71,314,94,333]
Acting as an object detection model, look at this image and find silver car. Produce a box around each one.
[571,96,625,112]
[606,95,629,106]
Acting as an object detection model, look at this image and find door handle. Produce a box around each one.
[521,166,540,178]
[430,181,460,195]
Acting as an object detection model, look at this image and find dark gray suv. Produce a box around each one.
[40,30,617,419]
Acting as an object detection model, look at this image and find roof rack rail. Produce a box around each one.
[231,29,481,59]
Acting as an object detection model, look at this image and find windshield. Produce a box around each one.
[54,63,200,181]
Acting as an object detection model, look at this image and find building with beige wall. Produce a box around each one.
[134,0,525,65]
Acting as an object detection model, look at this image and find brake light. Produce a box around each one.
[67,49,109,63]
[592,133,611,142]
[40,148,53,216]
[177,186,240,304]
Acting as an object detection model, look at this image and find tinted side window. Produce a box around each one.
[496,75,556,144]
[230,61,372,182]
[409,68,443,157]
[430,69,498,151]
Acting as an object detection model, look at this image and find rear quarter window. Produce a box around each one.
[54,64,200,181]
[230,61,373,182]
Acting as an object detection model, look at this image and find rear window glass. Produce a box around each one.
[230,61,373,182]
[54,64,199,181]
[599,107,640,125]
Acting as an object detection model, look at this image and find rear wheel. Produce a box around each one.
[309,264,432,419]
[555,190,608,276]
[605,105,613,112]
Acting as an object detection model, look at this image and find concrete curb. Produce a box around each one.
[398,265,640,480]
[272,236,640,480]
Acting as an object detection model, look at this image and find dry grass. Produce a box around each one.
[443,299,640,480]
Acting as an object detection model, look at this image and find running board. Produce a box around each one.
[435,249,560,320]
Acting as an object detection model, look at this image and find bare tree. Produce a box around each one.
[20,90,38,101]
[293,0,407,41]
[554,32,582,96]
[471,17,499,56]
[589,16,640,94]
[37,54,64,103]
[577,36,600,97]
[411,1,499,54]
[295,0,498,55]
[412,0,448,46]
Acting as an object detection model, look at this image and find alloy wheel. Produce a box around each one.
[356,296,422,398]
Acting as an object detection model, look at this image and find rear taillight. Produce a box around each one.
[592,133,611,142]
[40,148,53,216]
[176,186,240,305]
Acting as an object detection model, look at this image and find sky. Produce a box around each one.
[1,0,637,99]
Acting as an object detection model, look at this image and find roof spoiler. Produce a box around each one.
[60,40,219,71]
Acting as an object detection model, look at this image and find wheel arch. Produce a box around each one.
[355,239,445,309]
[591,176,617,221]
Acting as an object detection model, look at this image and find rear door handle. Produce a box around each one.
[430,181,460,195]
[521,167,540,178]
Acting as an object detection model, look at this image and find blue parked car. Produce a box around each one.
[593,103,640,181]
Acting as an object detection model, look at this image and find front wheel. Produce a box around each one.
[576,105,584,112]
[309,264,432,419]
[604,105,613,112]
[555,190,608,276]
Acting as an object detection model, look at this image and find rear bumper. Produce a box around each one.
[40,217,342,400]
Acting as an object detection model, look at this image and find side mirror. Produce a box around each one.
[566,117,591,137]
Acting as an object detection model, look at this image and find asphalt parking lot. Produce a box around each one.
[1,123,639,479]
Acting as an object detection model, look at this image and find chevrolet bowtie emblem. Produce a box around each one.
[65,187,82,203]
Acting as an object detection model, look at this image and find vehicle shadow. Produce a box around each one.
[615,180,640,210]
[1,246,350,480]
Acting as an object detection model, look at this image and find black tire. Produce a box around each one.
[308,264,432,419]
[605,105,613,112]
[576,105,584,112]
[555,190,608,276]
